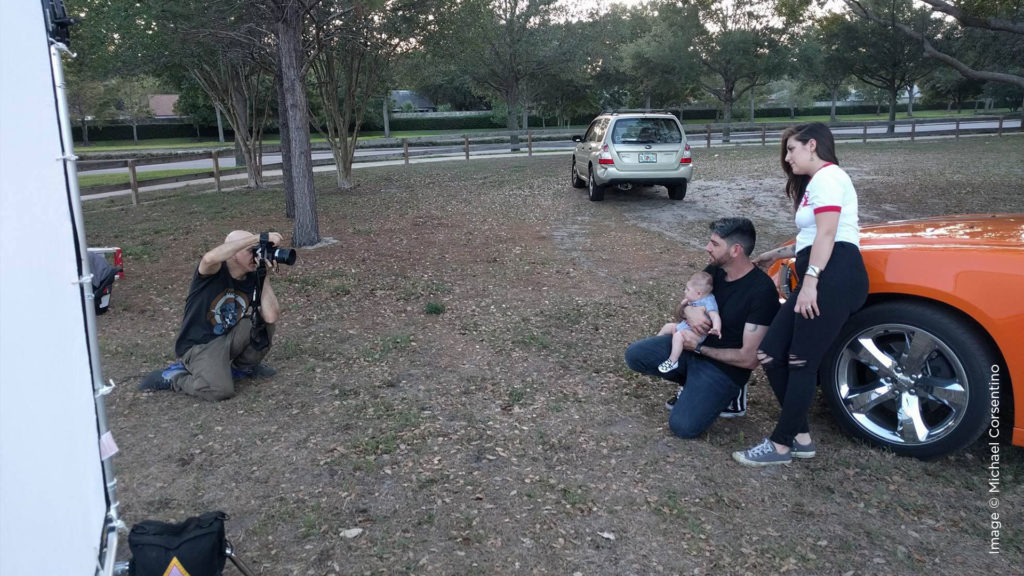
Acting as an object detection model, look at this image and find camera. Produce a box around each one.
[253,234,296,266]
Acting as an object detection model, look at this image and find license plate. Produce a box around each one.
[638,152,657,163]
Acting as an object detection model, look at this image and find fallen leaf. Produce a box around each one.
[598,531,615,541]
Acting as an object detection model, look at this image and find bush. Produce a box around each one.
[73,122,236,142]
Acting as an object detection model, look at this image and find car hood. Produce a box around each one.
[859,213,1024,250]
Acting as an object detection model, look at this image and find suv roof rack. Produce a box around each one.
[602,109,677,115]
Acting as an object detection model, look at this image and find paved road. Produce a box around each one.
[80,118,1020,180]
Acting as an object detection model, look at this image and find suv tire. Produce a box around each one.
[667,181,687,201]
[570,159,586,189]
[588,166,605,202]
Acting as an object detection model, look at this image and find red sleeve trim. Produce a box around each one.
[814,205,842,214]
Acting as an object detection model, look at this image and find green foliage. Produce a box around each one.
[424,302,446,315]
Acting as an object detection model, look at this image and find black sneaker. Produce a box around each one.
[664,385,683,411]
[139,362,186,391]
[719,383,748,418]
[231,363,277,380]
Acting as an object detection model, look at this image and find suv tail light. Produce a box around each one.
[598,144,614,165]
[680,143,692,165]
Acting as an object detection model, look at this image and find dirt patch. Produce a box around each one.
[87,137,1023,575]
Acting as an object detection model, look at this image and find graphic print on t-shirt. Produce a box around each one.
[207,289,250,335]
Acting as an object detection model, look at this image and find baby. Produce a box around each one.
[656,270,721,373]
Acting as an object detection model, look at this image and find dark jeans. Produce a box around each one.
[625,335,742,438]
[759,242,868,447]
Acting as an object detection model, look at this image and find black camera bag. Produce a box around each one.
[128,511,227,576]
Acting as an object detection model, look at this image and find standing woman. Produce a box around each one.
[734,122,868,466]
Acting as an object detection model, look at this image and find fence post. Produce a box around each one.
[705,124,711,149]
[403,138,409,165]
[998,116,1004,136]
[211,151,222,191]
[528,131,533,156]
[761,125,766,146]
[464,135,470,160]
[911,119,916,142]
[862,124,867,144]
[955,119,960,140]
[127,159,139,206]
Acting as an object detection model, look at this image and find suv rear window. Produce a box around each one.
[610,118,682,145]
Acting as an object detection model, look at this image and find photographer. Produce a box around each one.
[139,230,285,401]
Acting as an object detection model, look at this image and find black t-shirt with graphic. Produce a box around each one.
[699,265,781,386]
[174,263,258,358]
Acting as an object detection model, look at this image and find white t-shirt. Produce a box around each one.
[794,163,860,252]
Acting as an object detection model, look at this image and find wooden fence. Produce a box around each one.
[77,116,1022,202]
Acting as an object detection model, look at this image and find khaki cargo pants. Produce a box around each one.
[173,317,275,401]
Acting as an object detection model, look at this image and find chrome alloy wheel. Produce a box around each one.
[833,323,970,447]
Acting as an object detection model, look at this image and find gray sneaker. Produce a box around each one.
[791,439,816,459]
[732,438,792,467]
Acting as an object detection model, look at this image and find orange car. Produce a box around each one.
[767,213,1023,459]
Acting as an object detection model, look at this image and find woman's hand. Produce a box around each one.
[794,280,819,319]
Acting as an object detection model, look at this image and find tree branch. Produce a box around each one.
[846,0,1024,90]
[915,0,1024,36]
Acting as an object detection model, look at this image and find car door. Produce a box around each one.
[576,119,601,177]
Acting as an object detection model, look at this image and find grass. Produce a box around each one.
[78,168,213,188]
[85,140,1024,576]
[696,107,1017,126]
[424,301,446,315]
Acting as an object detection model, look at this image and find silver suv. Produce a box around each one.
[571,111,693,202]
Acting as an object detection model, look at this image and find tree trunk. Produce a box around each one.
[132,121,139,146]
[749,91,755,122]
[906,84,915,117]
[522,104,528,132]
[275,3,319,246]
[335,145,352,189]
[234,139,246,167]
[216,106,225,143]
[506,92,520,151]
[722,98,733,142]
[81,118,90,146]
[830,86,838,122]
[382,92,390,138]
[276,71,295,219]
[887,88,897,134]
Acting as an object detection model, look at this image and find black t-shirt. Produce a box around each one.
[174,263,258,357]
[700,265,780,385]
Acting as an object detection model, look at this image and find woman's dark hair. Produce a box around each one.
[781,122,839,210]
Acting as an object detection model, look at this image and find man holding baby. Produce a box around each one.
[624,217,780,438]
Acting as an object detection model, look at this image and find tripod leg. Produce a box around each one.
[225,541,257,576]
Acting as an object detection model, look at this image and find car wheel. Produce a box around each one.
[570,158,586,188]
[587,166,605,201]
[667,181,687,200]
[821,300,995,459]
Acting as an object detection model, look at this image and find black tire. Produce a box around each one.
[587,166,605,201]
[821,300,996,459]
[667,181,687,200]
[570,158,586,188]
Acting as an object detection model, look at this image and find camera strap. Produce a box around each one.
[249,234,271,351]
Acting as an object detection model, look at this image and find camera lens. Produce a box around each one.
[272,248,296,266]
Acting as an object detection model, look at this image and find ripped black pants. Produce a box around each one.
[759,242,868,447]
